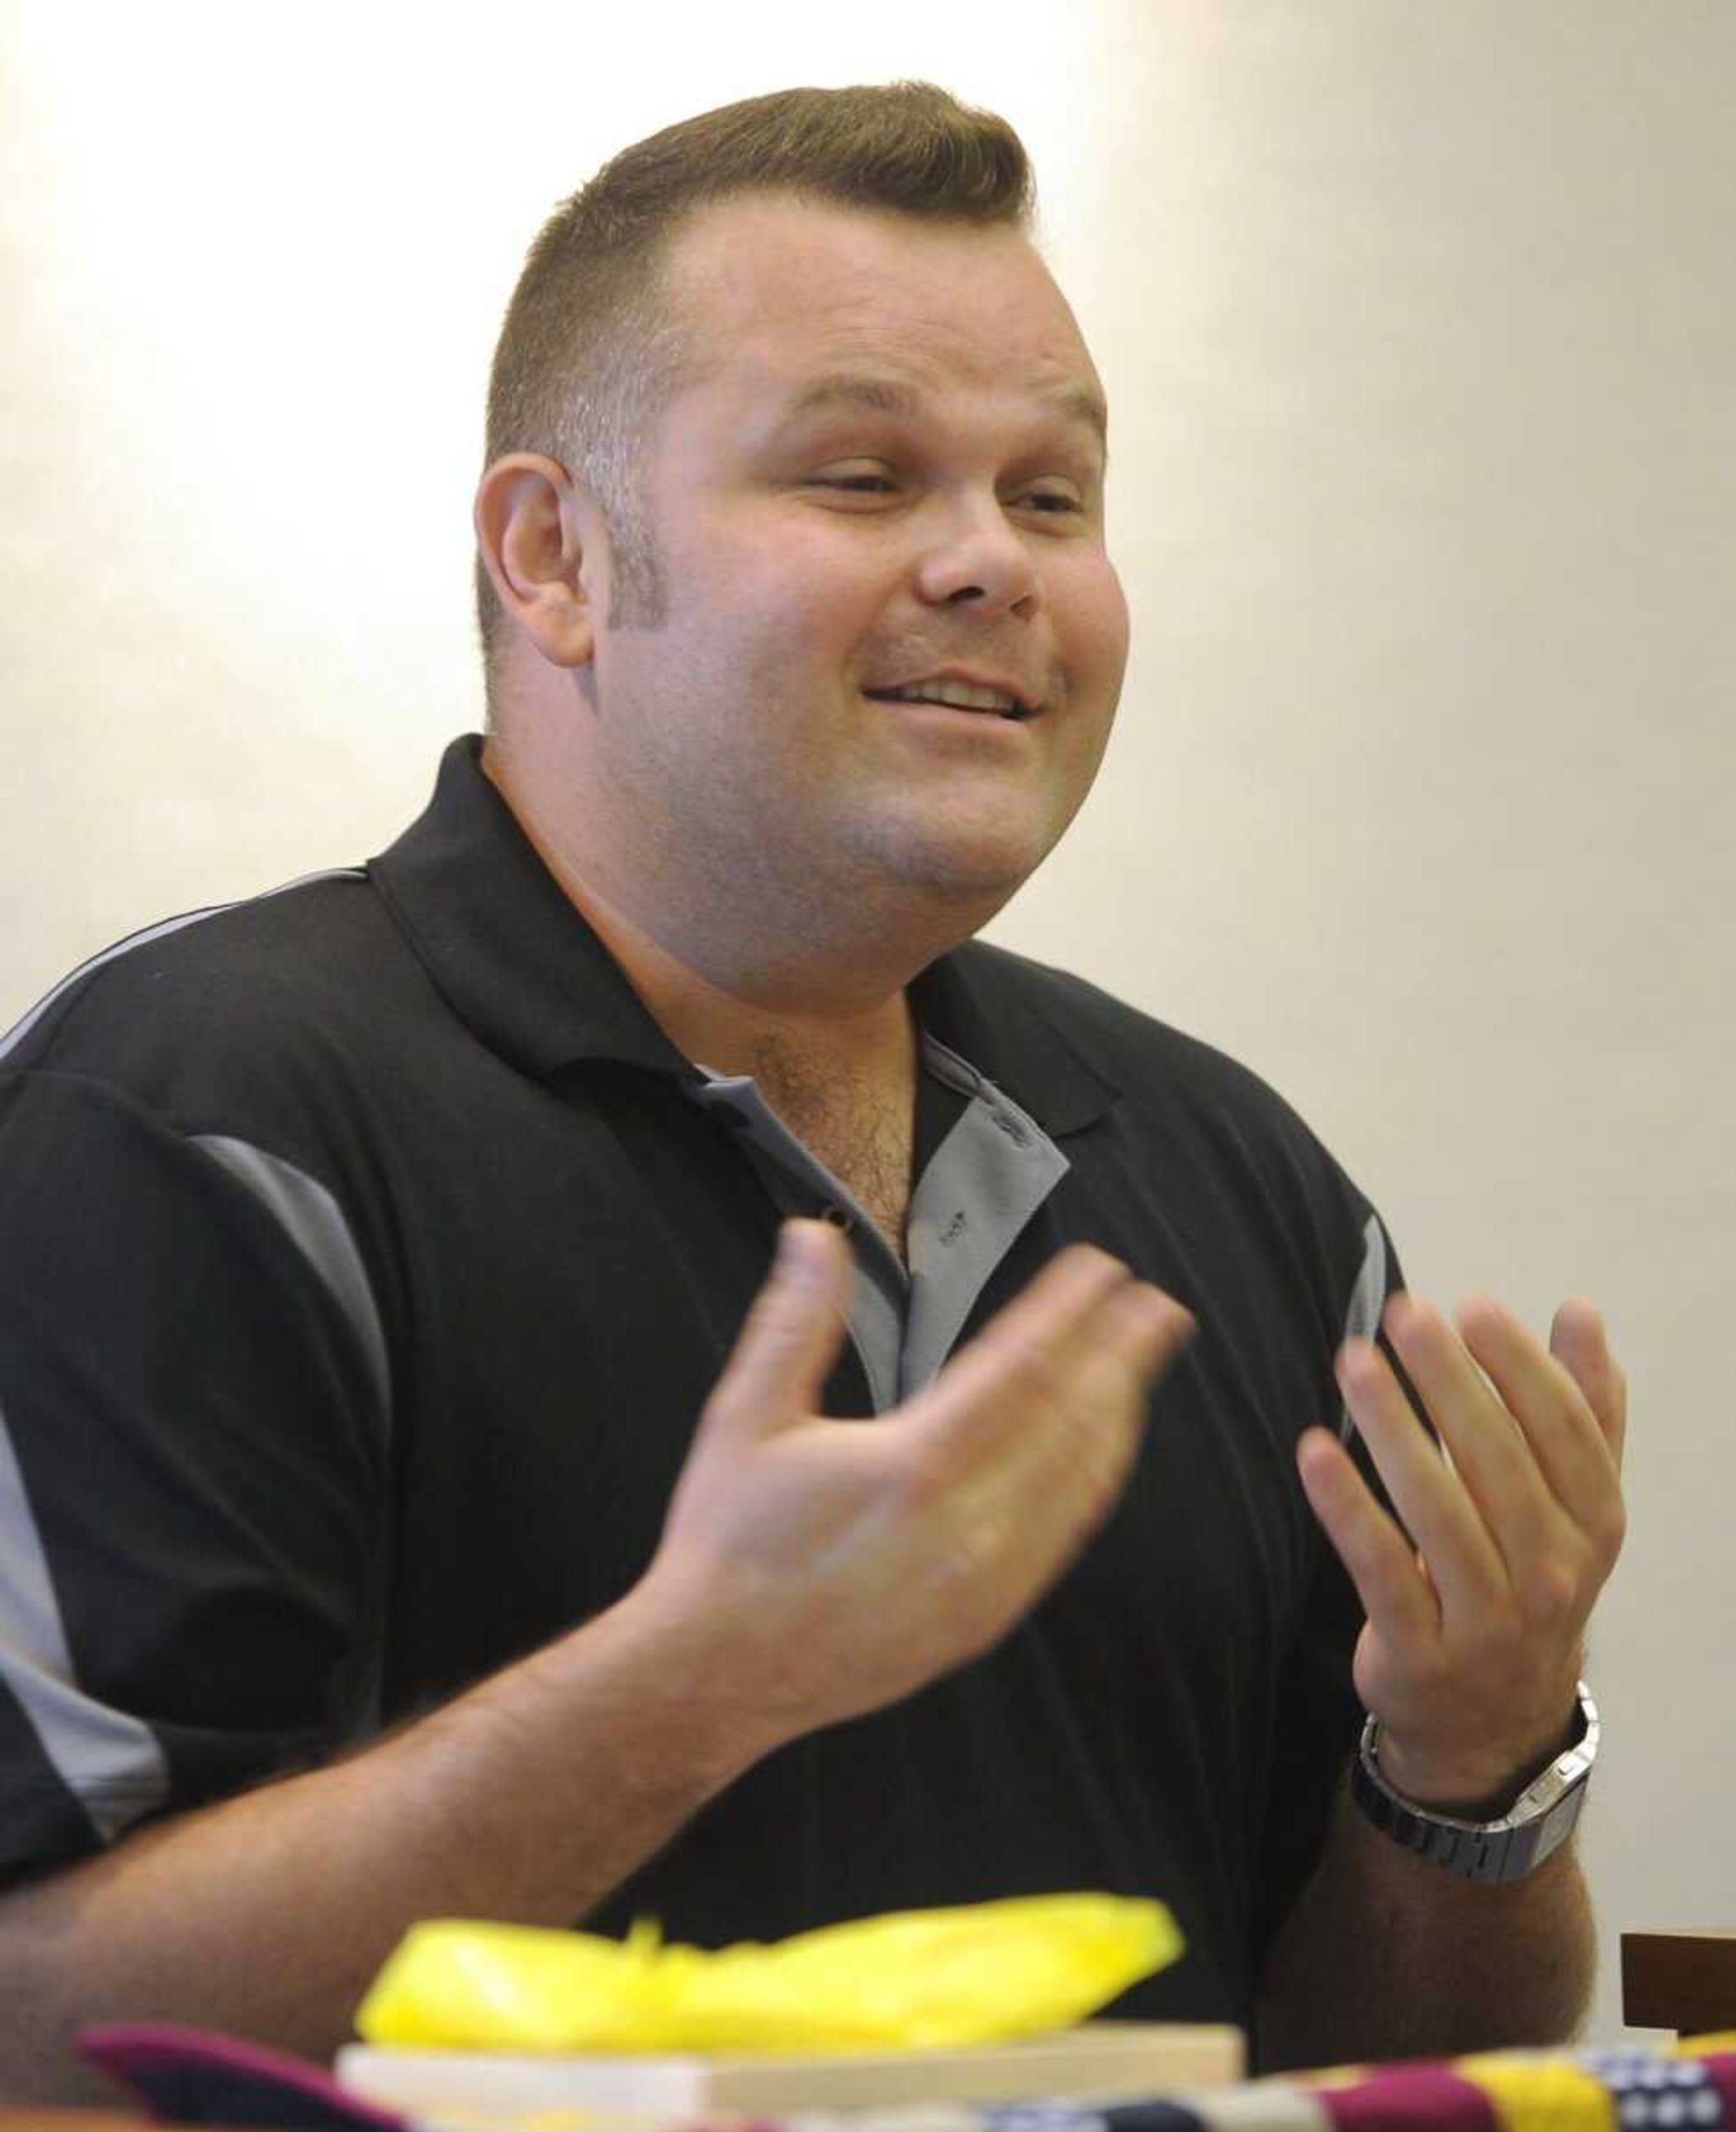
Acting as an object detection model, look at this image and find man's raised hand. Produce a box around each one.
[1297,1291,1627,1811]
[643,1219,1194,1745]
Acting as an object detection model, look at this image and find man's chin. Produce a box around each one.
[850,821,1058,918]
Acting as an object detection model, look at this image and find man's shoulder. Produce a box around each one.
[949,937,1309,1124]
[948,943,1390,1350]
[0,867,424,1136]
[945,937,1374,1227]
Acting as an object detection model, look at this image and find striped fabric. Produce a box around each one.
[924,2046,1736,2132]
[1301,2047,1733,2132]
[78,2032,1736,2132]
[1311,2062,1500,2132]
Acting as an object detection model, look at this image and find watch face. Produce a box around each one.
[1524,1785,1587,1876]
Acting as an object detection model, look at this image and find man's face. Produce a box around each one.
[577,192,1131,944]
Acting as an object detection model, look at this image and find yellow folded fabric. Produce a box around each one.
[355,1893,1182,2055]
[1456,2051,1618,2132]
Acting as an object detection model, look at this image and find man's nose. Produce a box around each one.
[912,498,1041,617]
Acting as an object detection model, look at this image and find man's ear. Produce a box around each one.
[473,454,606,670]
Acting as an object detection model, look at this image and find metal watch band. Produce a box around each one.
[1350,1682,1600,1884]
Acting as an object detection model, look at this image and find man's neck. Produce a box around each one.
[485,737,927,1255]
[484,736,930,1094]
[602,892,920,1098]
[559,853,924,1255]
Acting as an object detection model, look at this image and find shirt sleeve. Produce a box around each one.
[0,1068,388,1888]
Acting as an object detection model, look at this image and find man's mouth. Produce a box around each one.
[863,680,1037,721]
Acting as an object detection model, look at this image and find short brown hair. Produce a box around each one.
[475,81,1037,699]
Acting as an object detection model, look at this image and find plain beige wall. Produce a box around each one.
[5,0,1732,2049]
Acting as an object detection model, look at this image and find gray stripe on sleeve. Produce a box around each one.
[1338,1212,1388,1440]
[0,1397,170,1844]
[190,1138,392,1447]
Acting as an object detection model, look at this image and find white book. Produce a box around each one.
[337,2020,1244,2123]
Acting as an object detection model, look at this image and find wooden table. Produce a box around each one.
[1622,1930,1736,2035]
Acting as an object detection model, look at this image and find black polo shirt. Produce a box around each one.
[0,735,1399,2040]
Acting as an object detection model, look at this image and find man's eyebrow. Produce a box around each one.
[774,371,1110,456]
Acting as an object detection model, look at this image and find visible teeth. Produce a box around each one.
[885,680,1022,715]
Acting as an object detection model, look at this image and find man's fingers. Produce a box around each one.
[666,1241,1193,1733]
[700,1219,851,1445]
[899,1266,1192,1645]
[1550,1296,1628,1475]
[980,1243,1135,1354]
[917,1245,1188,1453]
[903,1254,1193,1589]
[1065,1277,1196,1498]
[910,1244,1127,1445]
[1334,1328,1509,1620]
[1076,1275,1198,1406]
[1380,1295,1563,1583]
[1452,1294,1625,1538]
[1012,1272,1194,1507]
[1297,1426,1440,1647]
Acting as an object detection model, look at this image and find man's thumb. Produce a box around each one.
[702,1218,851,1442]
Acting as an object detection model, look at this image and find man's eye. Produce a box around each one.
[805,476,1085,512]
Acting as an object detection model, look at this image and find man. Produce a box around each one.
[0,84,1625,2100]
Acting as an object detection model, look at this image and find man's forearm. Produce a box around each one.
[1256,1779,1596,2071]
[0,1577,776,2104]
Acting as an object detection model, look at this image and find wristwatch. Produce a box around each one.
[1350,1683,1599,1883]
